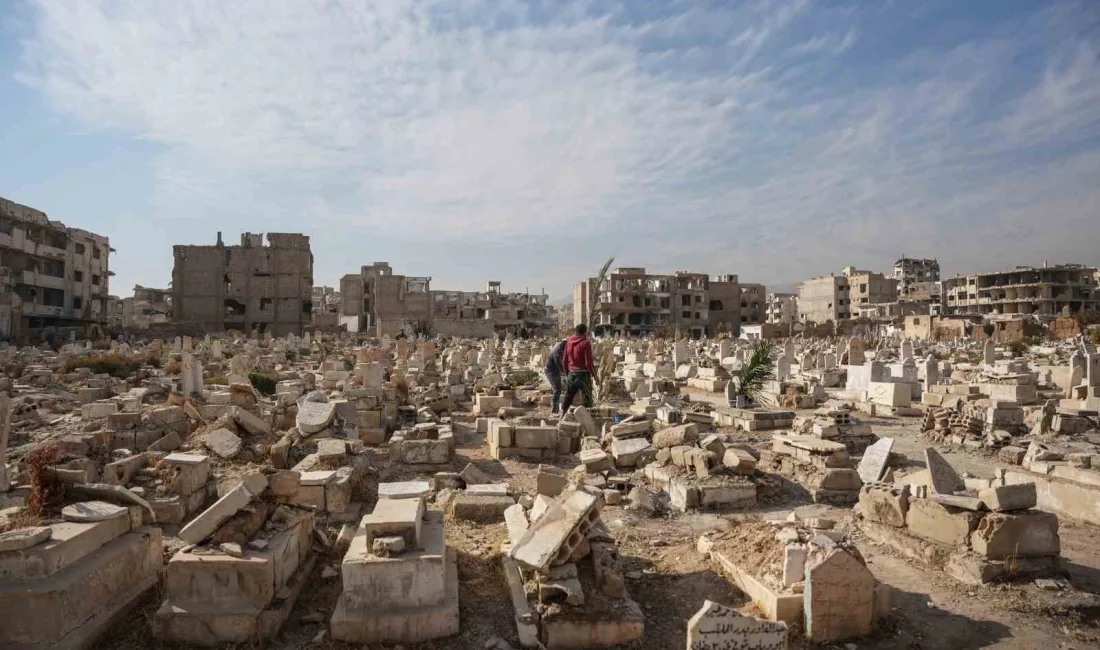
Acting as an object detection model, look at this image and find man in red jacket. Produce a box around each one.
[560,323,597,411]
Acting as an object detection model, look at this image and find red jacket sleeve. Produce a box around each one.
[582,340,595,373]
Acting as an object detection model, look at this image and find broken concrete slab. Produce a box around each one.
[979,483,1037,512]
[510,489,601,571]
[459,463,492,486]
[857,437,893,484]
[62,500,129,523]
[925,447,963,495]
[297,400,336,435]
[202,428,242,459]
[177,484,254,545]
[0,526,51,552]
[378,481,432,500]
[687,599,789,649]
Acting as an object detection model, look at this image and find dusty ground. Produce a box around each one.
[93,399,1100,650]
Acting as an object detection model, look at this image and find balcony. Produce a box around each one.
[17,270,66,291]
[21,303,78,319]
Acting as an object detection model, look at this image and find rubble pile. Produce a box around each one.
[858,448,1061,584]
[503,486,644,649]
[699,517,889,643]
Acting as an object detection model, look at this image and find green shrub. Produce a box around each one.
[249,372,278,396]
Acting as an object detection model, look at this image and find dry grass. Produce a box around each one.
[26,444,63,516]
[62,353,142,378]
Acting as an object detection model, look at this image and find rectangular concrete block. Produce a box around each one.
[0,515,133,582]
[970,510,1060,559]
[362,498,424,551]
[450,494,515,522]
[513,426,558,449]
[0,527,162,649]
[341,512,448,610]
[905,498,982,547]
[979,483,1037,512]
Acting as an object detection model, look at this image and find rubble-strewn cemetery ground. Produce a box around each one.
[2,332,1100,649]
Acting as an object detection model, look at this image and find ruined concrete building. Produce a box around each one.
[172,232,313,336]
[122,284,172,330]
[106,295,124,329]
[0,196,113,341]
[311,286,340,327]
[765,292,799,325]
[941,263,1100,317]
[740,283,766,325]
[894,257,940,293]
[573,268,762,338]
[340,262,432,336]
[340,263,552,337]
[894,257,942,314]
[798,267,898,324]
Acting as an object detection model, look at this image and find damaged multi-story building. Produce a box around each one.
[122,285,172,330]
[172,232,313,336]
[573,267,762,338]
[340,263,552,337]
[798,267,898,324]
[311,286,341,327]
[739,283,766,325]
[765,292,798,325]
[941,263,1100,317]
[0,196,113,341]
[894,256,942,315]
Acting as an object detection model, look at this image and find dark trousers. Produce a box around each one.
[546,371,563,413]
[561,370,593,412]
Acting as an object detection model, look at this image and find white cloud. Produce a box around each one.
[14,0,1100,296]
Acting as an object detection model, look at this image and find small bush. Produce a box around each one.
[298,348,311,357]
[164,361,182,375]
[63,354,141,378]
[1008,340,1029,357]
[144,351,162,368]
[249,372,278,396]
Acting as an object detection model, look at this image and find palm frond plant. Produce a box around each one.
[730,342,777,406]
[593,340,617,404]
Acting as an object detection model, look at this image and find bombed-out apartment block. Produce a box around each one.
[172,232,313,337]
[573,267,763,338]
[105,294,124,328]
[739,282,766,325]
[311,285,340,326]
[894,256,942,314]
[894,256,940,294]
[122,284,171,329]
[766,292,798,325]
[798,267,898,325]
[0,196,113,342]
[340,263,552,338]
[942,263,1099,317]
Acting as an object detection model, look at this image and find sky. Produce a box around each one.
[1,0,1099,303]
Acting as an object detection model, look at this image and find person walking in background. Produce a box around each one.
[560,323,596,411]
[545,337,567,414]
